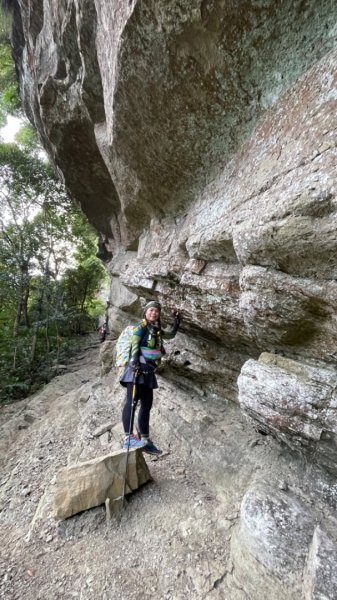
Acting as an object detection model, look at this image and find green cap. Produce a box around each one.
[144,301,161,311]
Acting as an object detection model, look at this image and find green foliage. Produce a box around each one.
[1,80,19,111]
[0,36,107,403]
[0,6,11,43]
[0,141,56,193]
[0,142,107,402]
[14,123,39,152]
[0,39,21,125]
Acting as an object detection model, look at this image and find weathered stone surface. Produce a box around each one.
[238,353,337,474]
[54,449,151,520]
[303,526,337,600]
[13,1,337,243]
[231,484,314,599]
[121,258,246,344]
[92,422,114,437]
[185,50,337,280]
[163,331,247,402]
[240,266,337,362]
[99,431,109,446]
[78,388,90,404]
[99,340,115,375]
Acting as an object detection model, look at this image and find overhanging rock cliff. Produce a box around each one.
[10,1,337,597]
[14,0,337,471]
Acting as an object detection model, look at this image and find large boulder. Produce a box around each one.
[231,484,313,598]
[238,353,337,475]
[231,484,337,599]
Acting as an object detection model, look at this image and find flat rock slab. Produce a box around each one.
[54,449,151,520]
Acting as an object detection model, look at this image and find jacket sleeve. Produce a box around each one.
[161,315,180,340]
[129,320,147,362]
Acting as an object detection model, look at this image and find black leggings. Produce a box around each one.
[122,383,153,436]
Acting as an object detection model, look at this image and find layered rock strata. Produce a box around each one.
[238,353,337,476]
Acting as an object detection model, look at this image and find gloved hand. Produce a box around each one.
[172,310,181,332]
[129,356,140,372]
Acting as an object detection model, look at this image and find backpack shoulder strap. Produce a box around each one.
[132,319,147,336]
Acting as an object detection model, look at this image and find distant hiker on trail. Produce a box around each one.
[120,300,180,455]
[99,322,107,343]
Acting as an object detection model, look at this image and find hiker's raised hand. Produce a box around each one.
[172,309,181,323]
[129,357,140,372]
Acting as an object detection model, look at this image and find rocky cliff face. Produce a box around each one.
[11,1,337,598]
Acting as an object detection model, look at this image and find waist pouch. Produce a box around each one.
[140,347,162,361]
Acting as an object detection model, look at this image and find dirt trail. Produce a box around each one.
[0,337,248,600]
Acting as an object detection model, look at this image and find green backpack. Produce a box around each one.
[115,325,135,367]
[115,322,162,367]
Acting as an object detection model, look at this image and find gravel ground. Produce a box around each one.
[0,338,243,600]
[4,337,333,599]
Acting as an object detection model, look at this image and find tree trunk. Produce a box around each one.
[22,284,30,326]
[78,279,89,334]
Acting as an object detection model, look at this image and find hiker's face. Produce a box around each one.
[145,307,160,322]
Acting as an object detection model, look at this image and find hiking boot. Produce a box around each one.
[123,434,147,450]
[142,439,163,455]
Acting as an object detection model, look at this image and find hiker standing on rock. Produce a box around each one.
[120,301,180,455]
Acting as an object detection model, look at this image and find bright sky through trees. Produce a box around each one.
[1,113,21,141]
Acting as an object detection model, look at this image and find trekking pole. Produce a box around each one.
[121,368,139,503]
[106,370,140,522]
